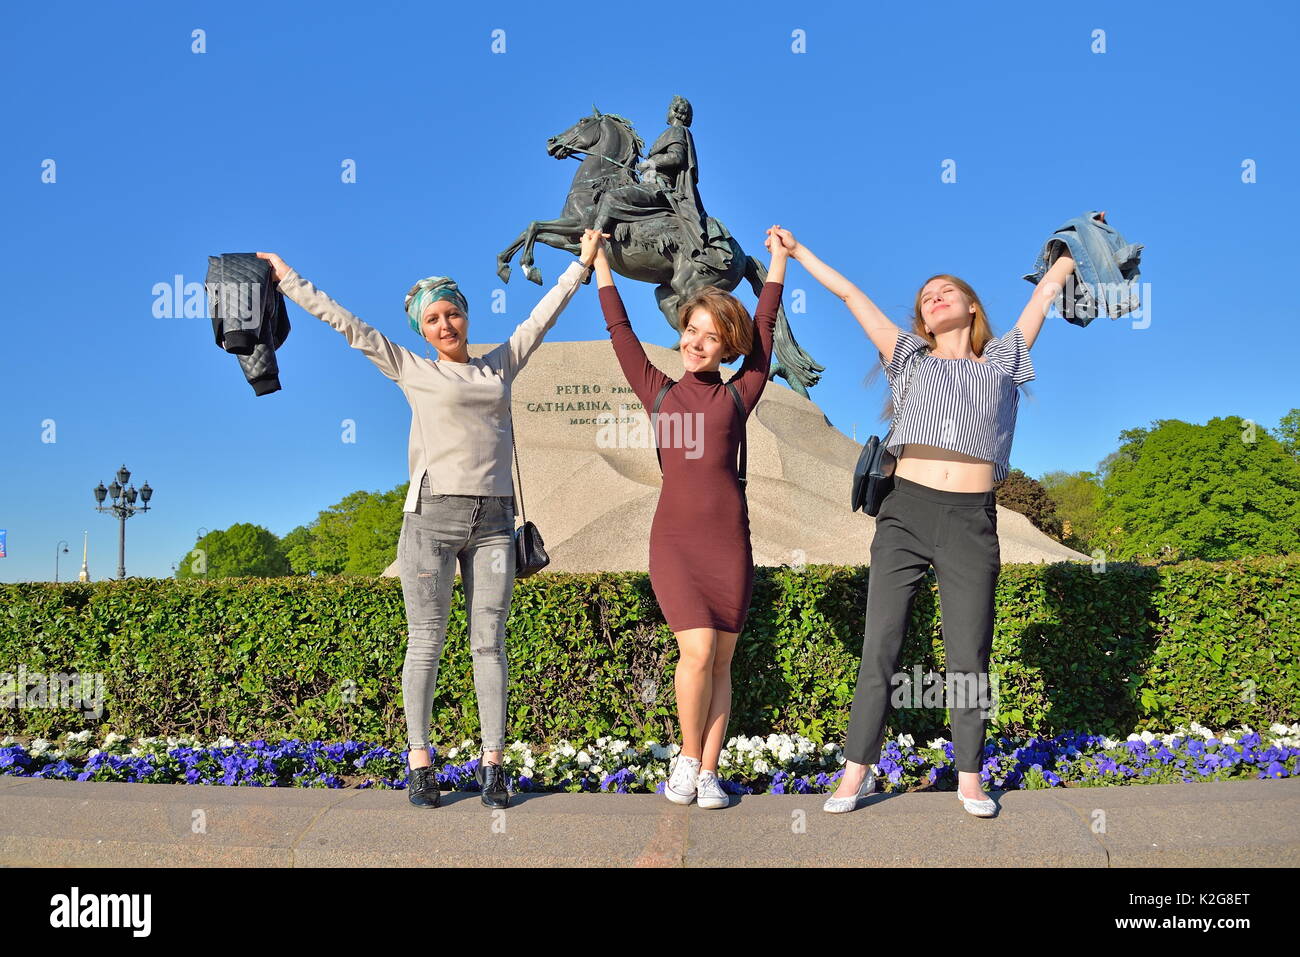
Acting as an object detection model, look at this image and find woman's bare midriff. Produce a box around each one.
[893,443,996,493]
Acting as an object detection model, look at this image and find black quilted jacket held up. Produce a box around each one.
[206,252,291,395]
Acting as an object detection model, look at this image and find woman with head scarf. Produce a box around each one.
[256,233,601,809]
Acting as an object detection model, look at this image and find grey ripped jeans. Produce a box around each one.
[397,472,516,755]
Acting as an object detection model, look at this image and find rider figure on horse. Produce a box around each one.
[590,95,714,264]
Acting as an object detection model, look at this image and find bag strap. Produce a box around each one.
[509,409,525,525]
[725,380,747,487]
[651,380,748,486]
[651,382,673,473]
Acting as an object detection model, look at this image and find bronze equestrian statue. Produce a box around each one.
[495,97,824,398]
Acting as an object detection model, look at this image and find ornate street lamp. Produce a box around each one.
[93,463,154,579]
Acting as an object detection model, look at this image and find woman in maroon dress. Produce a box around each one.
[595,225,788,809]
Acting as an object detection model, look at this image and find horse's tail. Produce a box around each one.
[744,255,824,398]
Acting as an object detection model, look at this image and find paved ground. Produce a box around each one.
[1,774,1296,866]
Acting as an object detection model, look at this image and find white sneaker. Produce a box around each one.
[695,769,729,809]
[664,755,700,805]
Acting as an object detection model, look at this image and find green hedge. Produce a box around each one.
[2,555,1297,747]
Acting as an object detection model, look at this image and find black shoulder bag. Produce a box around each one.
[851,344,922,515]
[651,380,748,492]
[509,411,550,578]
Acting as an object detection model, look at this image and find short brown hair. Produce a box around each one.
[676,287,754,364]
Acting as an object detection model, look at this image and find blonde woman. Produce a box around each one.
[256,234,600,809]
[778,233,1075,816]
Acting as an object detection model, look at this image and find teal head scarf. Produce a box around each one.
[404,277,469,337]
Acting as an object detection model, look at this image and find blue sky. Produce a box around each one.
[2,1,1296,582]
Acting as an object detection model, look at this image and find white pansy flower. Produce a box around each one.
[753,759,770,774]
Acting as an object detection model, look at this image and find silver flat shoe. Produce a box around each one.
[957,791,997,817]
[822,767,876,813]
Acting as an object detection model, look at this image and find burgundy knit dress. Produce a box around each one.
[599,280,782,633]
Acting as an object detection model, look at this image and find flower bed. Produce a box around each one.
[2,722,1296,794]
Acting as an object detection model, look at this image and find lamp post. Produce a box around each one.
[54,540,69,582]
[93,464,153,580]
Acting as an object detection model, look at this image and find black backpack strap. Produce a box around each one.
[651,381,674,473]
[725,380,747,487]
[652,380,748,490]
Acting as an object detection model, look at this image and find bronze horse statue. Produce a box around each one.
[495,107,823,398]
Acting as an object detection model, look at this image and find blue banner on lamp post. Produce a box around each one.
[0,529,7,558]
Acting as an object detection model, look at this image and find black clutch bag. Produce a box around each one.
[509,412,550,578]
[852,341,921,516]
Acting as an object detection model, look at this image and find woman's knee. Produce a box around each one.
[403,628,448,660]
[676,641,715,673]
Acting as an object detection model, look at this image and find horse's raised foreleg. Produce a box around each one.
[518,216,586,285]
[497,227,532,284]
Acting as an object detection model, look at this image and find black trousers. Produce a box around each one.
[845,476,999,773]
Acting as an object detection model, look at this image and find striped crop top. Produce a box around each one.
[880,326,1035,483]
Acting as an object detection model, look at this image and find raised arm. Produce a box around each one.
[498,259,589,380]
[729,226,789,413]
[788,236,904,367]
[594,242,672,409]
[260,253,415,385]
[1013,246,1075,350]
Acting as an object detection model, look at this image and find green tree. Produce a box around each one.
[1039,469,1105,553]
[344,487,407,575]
[1276,408,1300,457]
[280,484,410,576]
[175,524,291,578]
[280,524,314,575]
[994,469,1063,539]
[1098,416,1300,561]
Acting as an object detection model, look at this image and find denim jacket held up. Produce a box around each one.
[1024,210,1143,326]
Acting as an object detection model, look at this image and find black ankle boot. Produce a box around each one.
[407,764,441,808]
[475,760,511,809]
